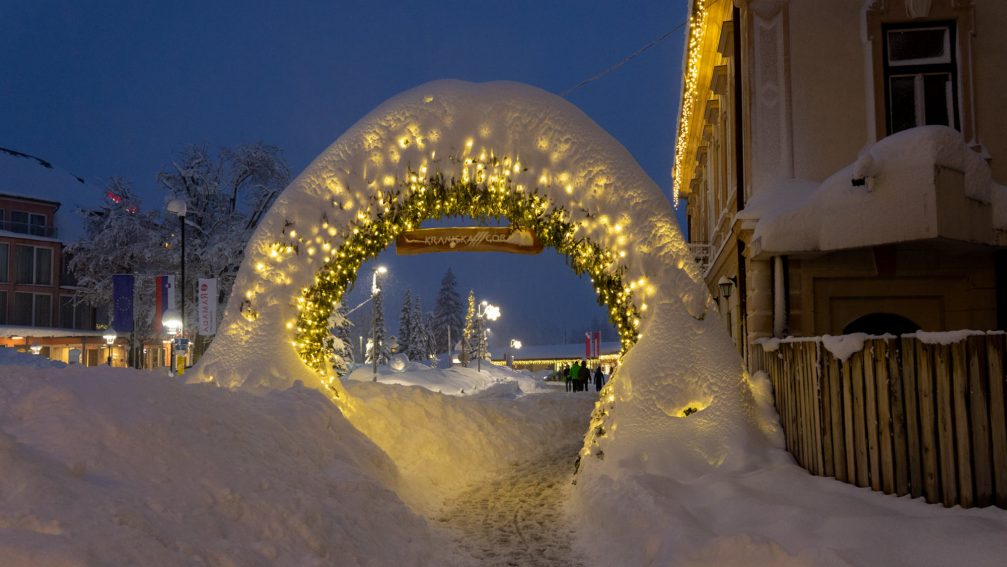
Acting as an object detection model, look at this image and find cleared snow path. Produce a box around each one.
[436,437,587,567]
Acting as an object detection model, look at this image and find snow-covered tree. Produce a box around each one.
[69,145,289,360]
[326,304,353,376]
[422,310,437,362]
[398,289,415,359]
[433,268,464,354]
[407,295,428,361]
[367,289,390,365]
[462,290,477,366]
[66,178,174,348]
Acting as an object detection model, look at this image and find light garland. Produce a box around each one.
[272,157,642,378]
[671,0,710,207]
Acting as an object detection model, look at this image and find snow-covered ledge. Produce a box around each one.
[744,126,1000,256]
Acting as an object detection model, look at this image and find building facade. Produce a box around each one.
[676,0,1007,364]
[0,150,127,366]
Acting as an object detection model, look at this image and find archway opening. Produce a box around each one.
[842,312,921,335]
[275,171,642,382]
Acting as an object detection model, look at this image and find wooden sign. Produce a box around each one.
[395,227,544,255]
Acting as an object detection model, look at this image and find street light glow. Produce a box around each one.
[483,303,501,321]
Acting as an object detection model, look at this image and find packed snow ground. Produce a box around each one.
[3,356,1006,566]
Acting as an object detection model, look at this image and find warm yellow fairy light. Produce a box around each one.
[671,0,710,207]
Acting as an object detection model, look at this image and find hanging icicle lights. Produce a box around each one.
[671,0,710,207]
[262,153,643,377]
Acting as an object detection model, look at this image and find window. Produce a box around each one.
[0,291,6,324]
[13,292,51,326]
[14,245,53,285]
[883,22,958,135]
[0,243,7,282]
[60,296,94,330]
[9,211,48,236]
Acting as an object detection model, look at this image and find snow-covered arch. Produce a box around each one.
[195,80,713,397]
[194,81,776,523]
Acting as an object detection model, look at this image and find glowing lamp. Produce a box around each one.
[103,331,117,346]
[162,309,183,335]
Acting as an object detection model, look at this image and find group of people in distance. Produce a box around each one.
[560,359,606,392]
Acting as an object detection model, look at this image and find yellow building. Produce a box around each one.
[676,0,1007,365]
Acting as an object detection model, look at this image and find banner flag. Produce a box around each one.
[197,278,217,335]
[154,275,176,333]
[111,274,134,333]
[593,331,601,360]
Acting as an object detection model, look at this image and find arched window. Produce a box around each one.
[842,313,920,336]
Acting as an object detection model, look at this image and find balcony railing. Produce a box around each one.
[0,219,56,238]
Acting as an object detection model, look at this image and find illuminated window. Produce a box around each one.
[883,22,958,134]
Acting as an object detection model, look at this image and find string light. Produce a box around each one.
[264,154,644,376]
[671,0,710,207]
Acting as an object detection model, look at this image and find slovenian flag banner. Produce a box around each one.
[154,275,176,333]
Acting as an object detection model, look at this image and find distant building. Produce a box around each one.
[490,341,621,373]
[675,0,1007,365]
[0,148,123,365]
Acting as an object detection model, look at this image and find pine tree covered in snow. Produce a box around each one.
[407,295,428,361]
[367,290,390,365]
[462,290,476,367]
[432,268,463,354]
[398,290,415,359]
[422,310,437,362]
[326,304,353,376]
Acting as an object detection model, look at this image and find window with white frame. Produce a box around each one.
[0,243,7,282]
[9,211,48,236]
[883,21,959,135]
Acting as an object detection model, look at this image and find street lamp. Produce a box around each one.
[166,199,187,344]
[103,330,117,366]
[476,300,501,372]
[371,266,388,381]
[508,338,522,367]
[162,308,183,376]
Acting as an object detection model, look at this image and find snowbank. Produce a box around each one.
[0,366,454,566]
[752,126,998,254]
[0,347,67,368]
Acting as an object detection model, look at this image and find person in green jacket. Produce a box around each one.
[569,360,581,392]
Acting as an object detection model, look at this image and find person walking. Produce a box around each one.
[593,365,605,392]
[569,360,581,392]
[578,359,590,392]
[563,363,573,392]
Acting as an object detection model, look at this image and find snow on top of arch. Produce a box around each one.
[197,80,708,393]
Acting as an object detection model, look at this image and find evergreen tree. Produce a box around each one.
[422,310,437,362]
[407,295,428,361]
[462,290,477,366]
[433,268,464,354]
[327,304,353,376]
[367,289,390,365]
[398,289,415,359]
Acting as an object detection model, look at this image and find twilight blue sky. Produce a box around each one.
[2,0,689,349]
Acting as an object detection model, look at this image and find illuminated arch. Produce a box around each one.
[194,80,710,401]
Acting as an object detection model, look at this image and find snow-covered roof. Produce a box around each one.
[0,147,103,244]
[0,325,110,339]
[747,126,1002,255]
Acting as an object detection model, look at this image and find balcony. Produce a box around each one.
[0,219,56,238]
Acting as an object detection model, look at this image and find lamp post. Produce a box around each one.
[103,330,117,366]
[508,338,522,367]
[476,300,501,372]
[371,266,388,381]
[162,308,183,376]
[166,199,187,352]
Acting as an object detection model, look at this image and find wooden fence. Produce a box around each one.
[751,334,1007,509]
